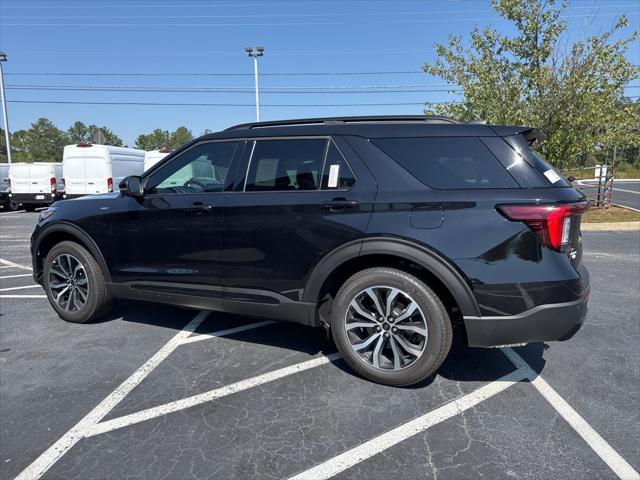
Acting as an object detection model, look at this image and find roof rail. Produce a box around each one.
[225,115,459,131]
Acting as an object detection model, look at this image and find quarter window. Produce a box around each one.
[147,141,240,194]
[372,137,518,189]
[245,139,327,191]
[321,142,356,190]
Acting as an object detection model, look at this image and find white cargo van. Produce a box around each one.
[62,144,145,198]
[144,148,173,171]
[9,162,64,211]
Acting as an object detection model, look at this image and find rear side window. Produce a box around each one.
[372,137,518,189]
[245,138,327,191]
[321,142,356,190]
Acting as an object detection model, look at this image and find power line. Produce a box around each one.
[4,71,425,77]
[7,100,456,107]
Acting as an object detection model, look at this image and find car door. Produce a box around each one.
[109,139,243,295]
[220,136,377,305]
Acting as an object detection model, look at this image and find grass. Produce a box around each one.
[582,206,640,223]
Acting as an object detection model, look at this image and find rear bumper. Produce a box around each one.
[10,193,57,205]
[463,288,589,347]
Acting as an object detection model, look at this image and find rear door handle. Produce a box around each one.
[321,198,359,210]
[183,203,213,215]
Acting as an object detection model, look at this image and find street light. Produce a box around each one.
[245,46,264,122]
[0,51,11,164]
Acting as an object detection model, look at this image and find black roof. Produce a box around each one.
[198,115,536,141]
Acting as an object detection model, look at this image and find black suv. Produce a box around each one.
[31,116,590,386]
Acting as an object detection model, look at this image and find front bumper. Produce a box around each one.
[463,287,589,347]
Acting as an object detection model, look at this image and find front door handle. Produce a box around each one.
[321,198,359,211]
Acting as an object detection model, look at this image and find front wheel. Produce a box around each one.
[331,268,452,387]
[43,241,113,323]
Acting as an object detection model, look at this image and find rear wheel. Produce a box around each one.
[24,204,36,212]
[331,268,452,387]
[43,241,113,323]
[4,200,20,211]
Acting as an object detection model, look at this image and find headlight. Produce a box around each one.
[38,207,58,222]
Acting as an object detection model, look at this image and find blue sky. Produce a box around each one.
[0,0,638,146]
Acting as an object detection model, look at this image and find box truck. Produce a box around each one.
[8,162,64,211]
[62,144,145,198]
[144,148,173,171]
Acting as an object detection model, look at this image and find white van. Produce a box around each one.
[62,144,145,198]
[9,162,64,211]
[144,148,173,171]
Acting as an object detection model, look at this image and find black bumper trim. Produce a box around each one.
[463,293,589,347]
[10,193,56,205]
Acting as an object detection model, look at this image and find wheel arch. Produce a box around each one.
[33,222,111,284]
[304,237,481,325]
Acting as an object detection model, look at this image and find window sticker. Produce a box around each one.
[328,164,340,188]
[543,169,561,184]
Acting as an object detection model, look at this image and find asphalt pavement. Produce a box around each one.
[1,210,638,480]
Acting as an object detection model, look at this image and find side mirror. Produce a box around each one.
[119,176,144,197]
[567,175,576,183]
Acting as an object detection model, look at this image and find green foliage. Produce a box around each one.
[423,0,639,167]
[13,118,68,162]
[135,126,194,150]
[67,121,123,146]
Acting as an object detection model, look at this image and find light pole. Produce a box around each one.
[0,51,11,164]
[245,46,264,122]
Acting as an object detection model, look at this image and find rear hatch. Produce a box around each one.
[9,164,32,194]
[27,165,53,195]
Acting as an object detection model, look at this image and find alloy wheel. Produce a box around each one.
[48,254,89,312]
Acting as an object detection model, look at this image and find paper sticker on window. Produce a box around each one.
[328,164,340,188]
[543,169,561,184]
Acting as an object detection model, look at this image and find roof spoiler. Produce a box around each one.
[489,126,545,146]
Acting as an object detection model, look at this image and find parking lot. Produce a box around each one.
[1,209,638,480]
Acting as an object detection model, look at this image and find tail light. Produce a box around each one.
[107,177,113,192]
[498,202,590,250]
[50,177,57,194]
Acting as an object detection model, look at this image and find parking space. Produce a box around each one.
[1,211,638,480]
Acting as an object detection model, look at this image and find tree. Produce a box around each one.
[422,0,639,167]
[0,128,6,163]
[67,121,123,146]
[21,118,67,162]
[134,126,193,150]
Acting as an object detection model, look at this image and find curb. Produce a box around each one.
[582,221,640,231]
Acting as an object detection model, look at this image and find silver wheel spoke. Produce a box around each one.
[346,321,377,331]
[65,290,74,311]
[371,334,385,368]
[389,335,402,370]
[395,301,419,323]
[349,299,377,322]
[72,290,82,310]
[393,334,423,358]
[76,286,88,301]
[352,332,381,352]
[364,288,385,317]
[385,288,400,318]
[395,324,428,337]
[49,281,68,289]
[50,266,67,280]
[55,285,71,303]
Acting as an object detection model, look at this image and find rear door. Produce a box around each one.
[63,157,87,195]
[9,165,30,194]
[27,165,52,197]
[220,136,377,304]
[85,156,110,194]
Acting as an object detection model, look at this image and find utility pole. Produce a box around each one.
[0,51,12,164]
[245,46,264,122]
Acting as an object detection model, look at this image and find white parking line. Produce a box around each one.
[14,310,210,480]
[0,294,47,298]
[0,258,32,270]
[502,348,640,480]
[87,352,341,437]
[179,320,276,344]
[0,284,41,292]
[288,367,528,480]
[0,273,33,279]
[613,187,640,195]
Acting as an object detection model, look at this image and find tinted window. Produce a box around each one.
[148,141,239,194]
[321,142,356,190]
[372,137,518,189]
[245,139,327,191]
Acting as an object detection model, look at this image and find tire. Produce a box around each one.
[24,204,36,212]
[43,241,113,323]
[4,201,19,211]
[331,268,452,387]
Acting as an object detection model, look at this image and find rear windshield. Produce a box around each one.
[372,137,518,189]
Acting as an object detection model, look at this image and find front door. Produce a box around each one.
[110,140,243,294]
[220,136,377,304]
